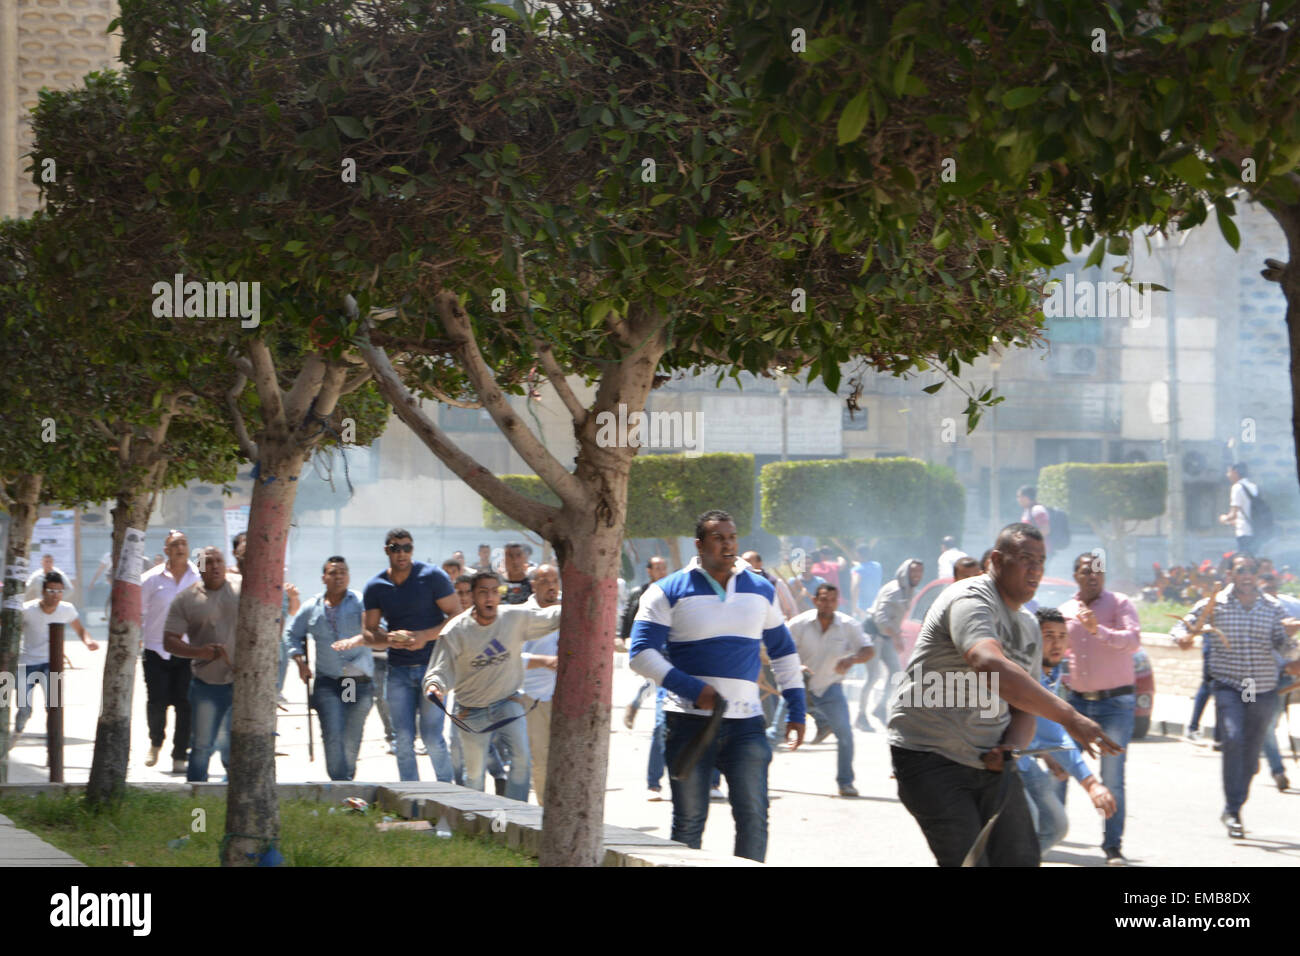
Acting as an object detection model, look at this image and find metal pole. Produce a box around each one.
[1164,258,1185,567]
[988,365,1000,544]
[47,621,64,782]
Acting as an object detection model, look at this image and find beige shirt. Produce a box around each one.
[164,578,241,685]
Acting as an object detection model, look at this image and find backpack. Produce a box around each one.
[1044,506,1071,551]
[1245,485,1275,543]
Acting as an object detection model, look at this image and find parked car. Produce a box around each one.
[897,576,1155,737]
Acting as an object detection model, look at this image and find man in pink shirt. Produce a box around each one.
[1059,551,1141,865]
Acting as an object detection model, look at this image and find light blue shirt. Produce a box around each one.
[286,590,372,680]
[1017,661,1090,781]
[521,595,559,701]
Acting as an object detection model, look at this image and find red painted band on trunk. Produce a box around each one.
[109,580,142,625]
[553,565,618,719]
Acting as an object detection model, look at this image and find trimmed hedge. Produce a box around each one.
[759,456,964,548]
[1037,462,1167,523]
[482,453,754,537]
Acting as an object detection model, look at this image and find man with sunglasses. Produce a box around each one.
[360,529,460,781]
[15,573,99,740]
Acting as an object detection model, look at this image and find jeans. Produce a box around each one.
[1215,685,1276,815]
[807,683,854,787]
[1020,760,1070,852]
[860,637,901,724]
[648,690,666,788]
[458,698,532,801]
[1262,690,1286,776]
[1189,643,1213,733]
[386,663,454,782]
[892,746,1040,867]
[664,713,771,862]
[1068,691,1135,851]
[450,722,507,785]
[277,638,289,695]
[371,654,394,744]
[1236,535,1255,556]
[13,662,50,735]
[628,678,655,710]
[187,678,233,782]
[524,697,552,804]
[311,675,374,781]
[143,649,192,760]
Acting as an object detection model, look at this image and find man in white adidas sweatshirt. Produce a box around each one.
[424,570,561,801]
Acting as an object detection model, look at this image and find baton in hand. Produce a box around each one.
[670,693,727,782]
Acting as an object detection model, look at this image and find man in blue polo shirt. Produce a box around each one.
[629,509,807,862]
[361,529,461,781]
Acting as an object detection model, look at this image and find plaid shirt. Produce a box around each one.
[1171,586,1296,693]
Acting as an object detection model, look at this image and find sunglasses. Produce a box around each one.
[386,543,414,553]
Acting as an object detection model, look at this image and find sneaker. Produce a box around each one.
[1185,728,1202,742]
[1103,847,1127,866]
[623,703,639,730]
[1276,772,1290,792]
[838,785,860,798]
[172,758,188,775]
[145,744,161,767]
[414,740,428,756]
[647,787,664,802]
[811,724,834,745]
[854,715,875,733]
[1220,811,1245,838]
[493,777,508,796]
[709,787,726,801]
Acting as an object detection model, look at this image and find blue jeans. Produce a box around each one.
[1068,691,1134,851]
[450,721,508,785]
[187,678,233,782]
[311,675,374,781]
[664,713,771,862]
[861,637,901,723]
[277,639,289,695]
[386,663,453,782]
[371,654,394,743]
[807,683,854,787]
[1020,760,1069,852]
[1215,685,1277,815]
[648,690,666,788]
[458,698,531,801]
[13,662,50,735]
[1262,690,1286,776]
[1189,642,1213,732]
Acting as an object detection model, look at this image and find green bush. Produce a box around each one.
[482,453,753,537]
[1037,462,1167,523]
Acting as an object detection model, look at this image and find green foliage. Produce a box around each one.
[760,457,929,540]
[1038,463,1168,522]
[484,453,754,536]
[0,791,534,867]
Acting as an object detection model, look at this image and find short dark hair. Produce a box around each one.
[504,541,525,553]
[442,558,463,570]
[856,544,871,560]
[42,572,65,589]
[954,556,980,572]
[1035,607,1066,627]
[942,536,957,550]
[1231,553,1259,574]
[1074,551,1103,572]
[695,509,734,540]
[321,555,347,573]
[814,583,838,597]
[455,573,474,587]
[479,543,490,550]
[1230,462,1249,477]
[470,570,500,590]
[979,548,995,570]
[385,528,412,546]
[1017,485,1036,500]
[232,531,247,550]
[995,522,1043,555]
[647,555,667,568]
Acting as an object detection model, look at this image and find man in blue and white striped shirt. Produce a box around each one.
[630,509,805,862]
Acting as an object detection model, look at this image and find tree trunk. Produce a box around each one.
[540,517,624,866]
[86,479,161,805]
[661,536,684,570]
[221,445,302,867]
[0,473,42,780]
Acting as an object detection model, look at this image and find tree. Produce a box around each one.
[1038,462,1168,589]
[484,452,755,566]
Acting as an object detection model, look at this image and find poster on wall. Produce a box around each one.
[28,510,76,577]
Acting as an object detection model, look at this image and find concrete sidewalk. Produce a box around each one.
[0,813,82,866]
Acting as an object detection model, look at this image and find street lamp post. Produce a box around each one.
[988,339,1004,545]
[1152,231,1189,567]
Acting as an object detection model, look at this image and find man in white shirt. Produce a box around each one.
[937,536,969,581]
[140,530,200,773]
[1219,462,1259,554]
[424,570,562,800]
[24,554,73,603]
[15,573,98,738]
[520,564,561,804]
[788,583,874,796]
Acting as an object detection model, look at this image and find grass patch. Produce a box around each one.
[1137,599,1194,634]
[0,790,536,867]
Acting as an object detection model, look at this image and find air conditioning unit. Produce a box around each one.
[1053,345,1099,376]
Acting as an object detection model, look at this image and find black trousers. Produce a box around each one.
[892,746,1040,867]
[143,649,192,760]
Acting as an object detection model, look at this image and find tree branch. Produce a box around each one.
[337,367,373,397]
[245,339,286,437]
[283,352,328,430]
[225,364,259,461]
[434,290,586,507]
[356,334,565,536]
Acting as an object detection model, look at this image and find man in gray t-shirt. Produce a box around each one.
[888,523,1121,867]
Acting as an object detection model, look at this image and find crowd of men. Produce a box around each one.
[7,456,1298,865]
